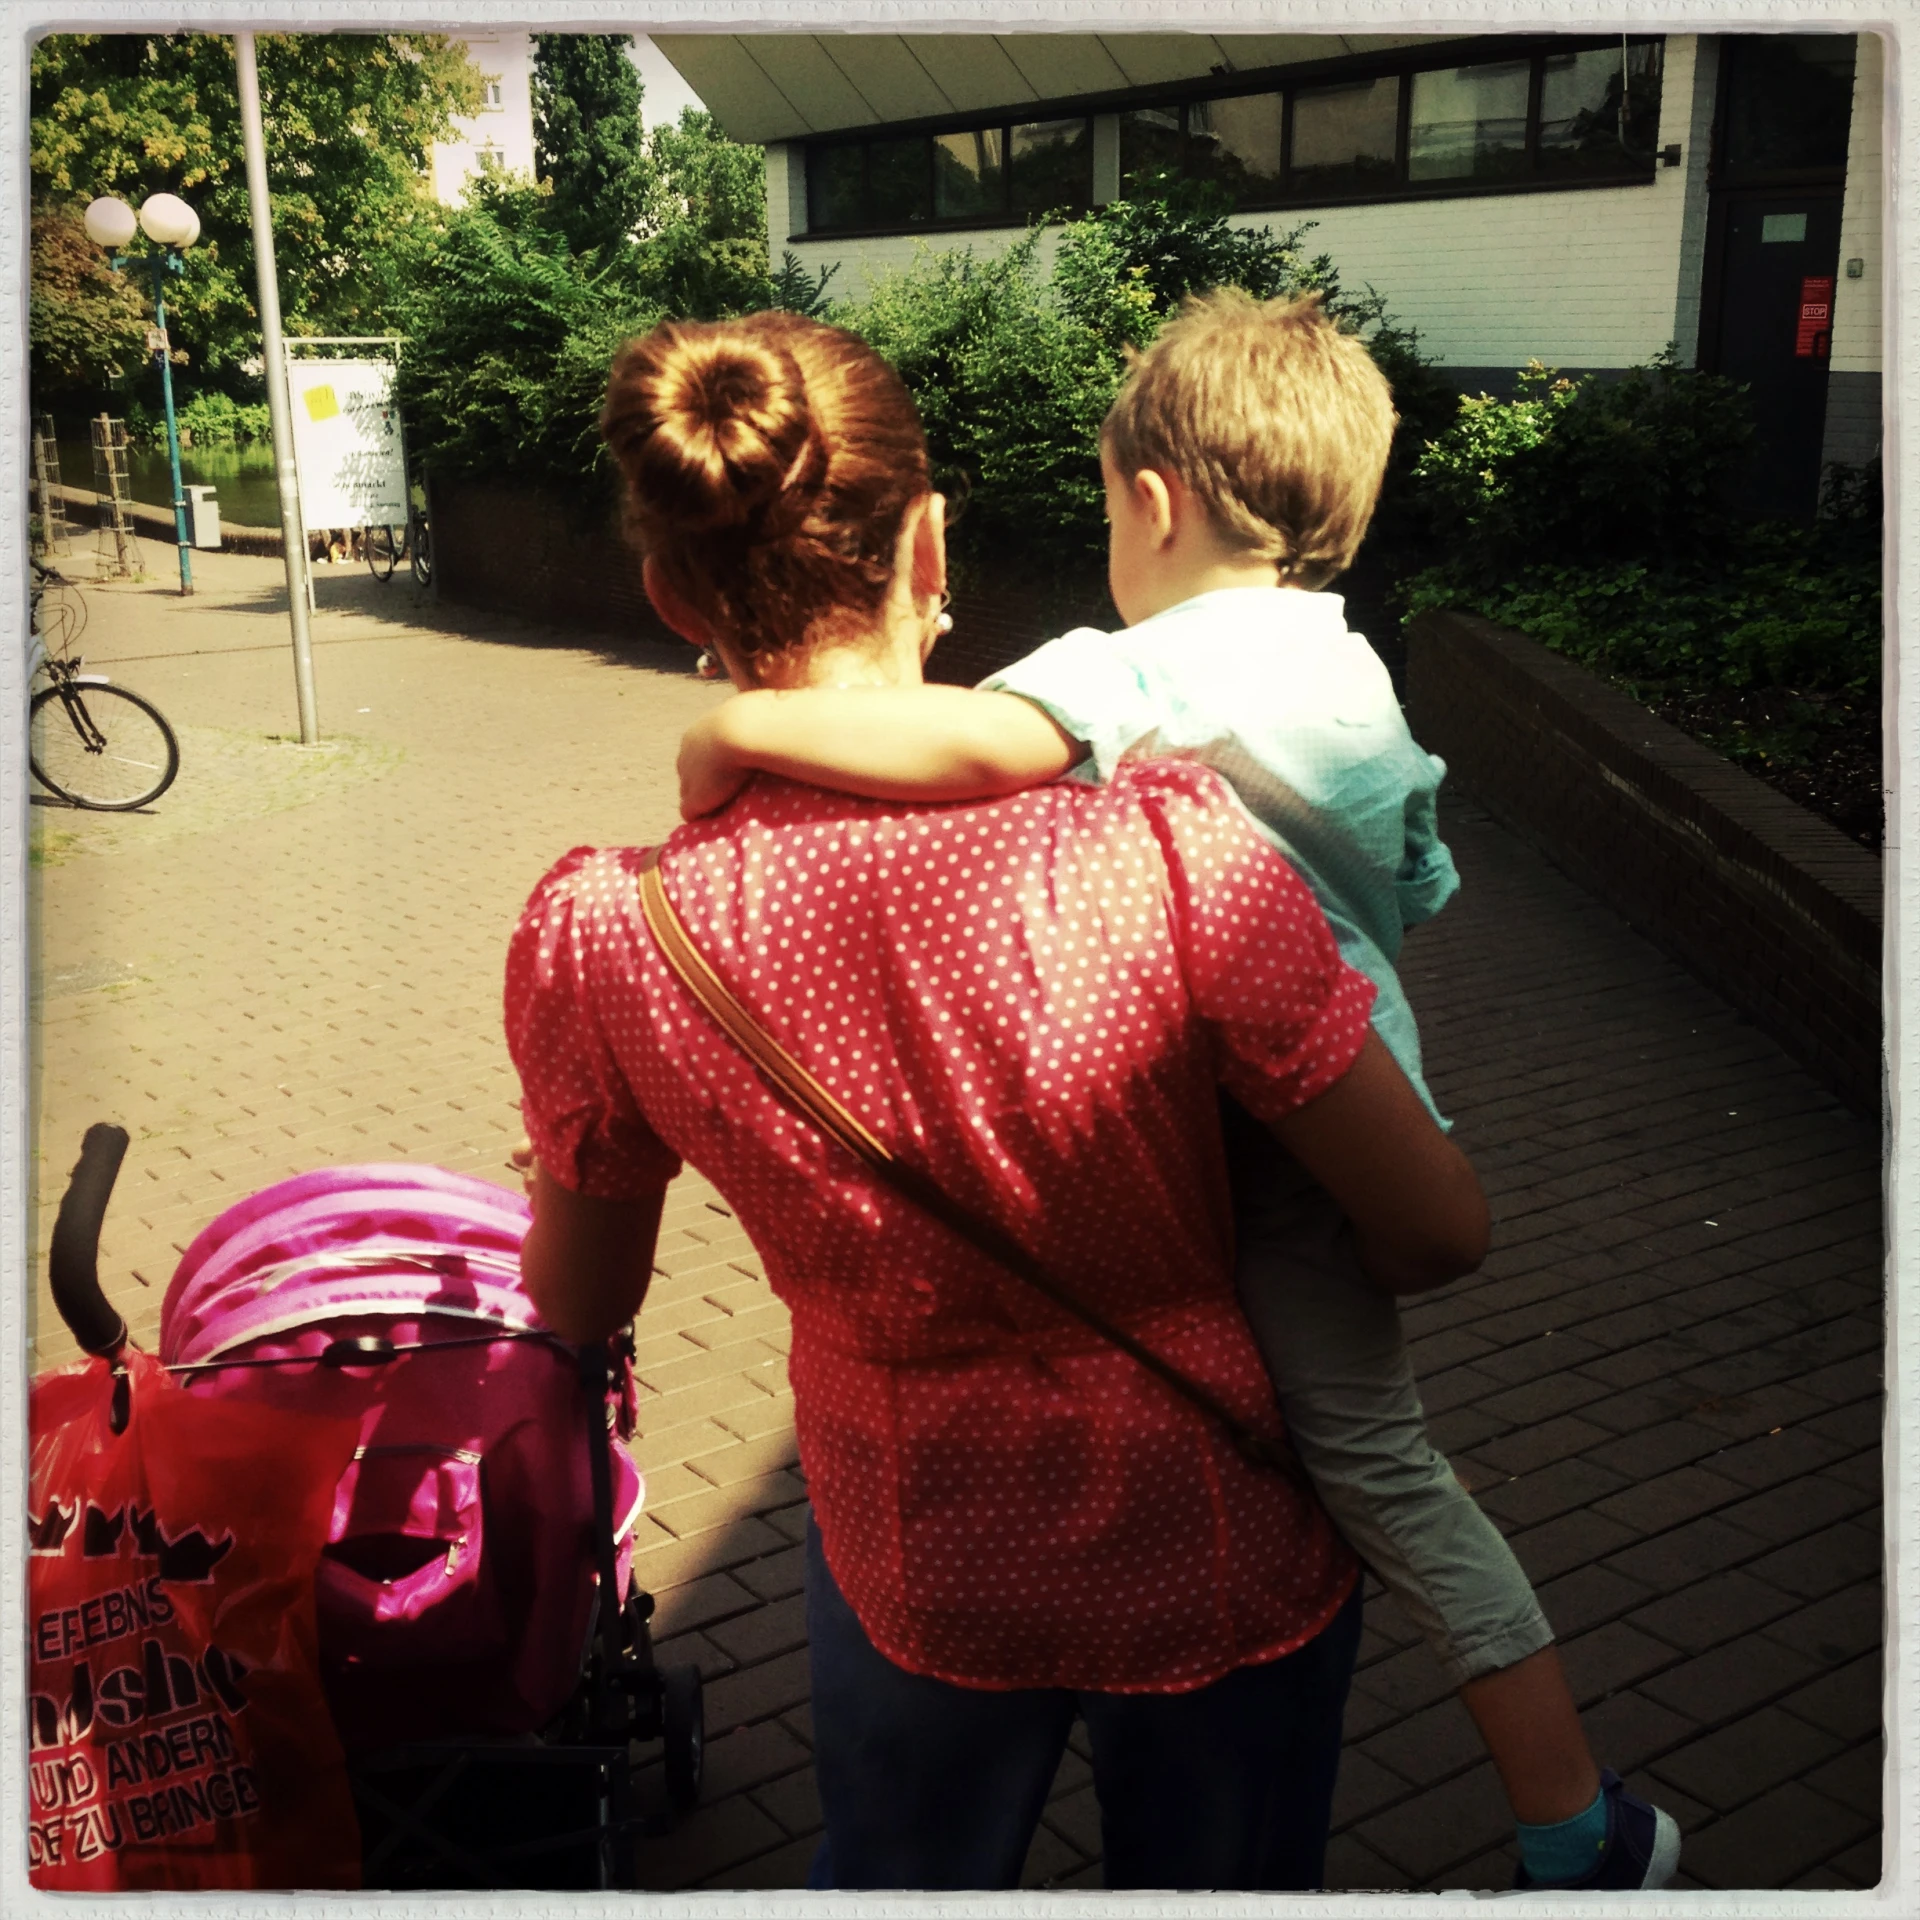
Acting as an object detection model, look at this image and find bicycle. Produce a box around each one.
[367,473,431,589]
[365,520,406,582]
[29,562,181,811]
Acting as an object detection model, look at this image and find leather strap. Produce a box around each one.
[636,850,1305,1487]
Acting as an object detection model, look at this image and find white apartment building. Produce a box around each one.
[652,30,1882,520]
[429,34,706,206]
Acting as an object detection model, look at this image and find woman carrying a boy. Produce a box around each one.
[678,291,1681,1893]
[507,308,1491,1890]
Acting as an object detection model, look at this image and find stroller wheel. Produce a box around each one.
[662,1664,704,1810]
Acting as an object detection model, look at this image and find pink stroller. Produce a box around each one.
[48,1126,705,1890]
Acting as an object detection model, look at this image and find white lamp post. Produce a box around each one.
[84,191,200,595]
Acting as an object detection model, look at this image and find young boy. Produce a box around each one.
[673,290,1680,1893]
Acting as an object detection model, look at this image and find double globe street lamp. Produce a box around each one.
[84,192,202,596]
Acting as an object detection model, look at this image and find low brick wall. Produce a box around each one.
[431,478,1104,682]
[1407,609,1883,1116]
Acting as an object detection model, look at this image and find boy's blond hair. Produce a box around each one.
[1101,288,1398,591]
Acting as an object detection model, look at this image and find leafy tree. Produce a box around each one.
[629,108,769,319]
[30,31,483,387]
[392,179,663,500]
[29,198,150,387]
[530,33,650,256]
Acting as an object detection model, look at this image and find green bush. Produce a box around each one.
[392,185,666,501]
[1408,353,1756,580]
[1403,534,1879,701]
[125,390,272,447]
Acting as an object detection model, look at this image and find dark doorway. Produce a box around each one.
[1701,191,1842,518]
[1699,34,1856,520]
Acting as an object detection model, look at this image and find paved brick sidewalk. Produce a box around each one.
[28,548,1882,1894]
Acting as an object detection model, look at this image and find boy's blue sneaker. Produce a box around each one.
[1513,1771,1682,1891]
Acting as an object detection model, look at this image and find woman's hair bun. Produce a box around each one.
[604,326,827,536]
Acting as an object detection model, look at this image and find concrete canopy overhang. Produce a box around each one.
[647,31,1445,143]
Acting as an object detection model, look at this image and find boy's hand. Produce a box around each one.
[679,707,755,819]
[508,1135,540,1200]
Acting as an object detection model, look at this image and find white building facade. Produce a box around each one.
[654,30,1882,519]
[430,32,538,205]
[429,34,705,206]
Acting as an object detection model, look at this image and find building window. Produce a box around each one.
[1717,33,1855,179]
[1537,42,1664,179]
[806,117,1093,234]
[1289,77,1400,198]
[1407,59,1532,182]
[806,36,1665,237]
[482,79,504,110]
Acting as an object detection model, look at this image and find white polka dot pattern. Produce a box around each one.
[504,761,1373,1692]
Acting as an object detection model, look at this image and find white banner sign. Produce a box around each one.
[286,359,407,529]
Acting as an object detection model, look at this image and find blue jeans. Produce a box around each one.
[803,1514,1362,1891]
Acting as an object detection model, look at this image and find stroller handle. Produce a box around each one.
[49,1124,131,1359]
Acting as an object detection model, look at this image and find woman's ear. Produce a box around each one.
[642,555,716,649]
[912,491,948,605]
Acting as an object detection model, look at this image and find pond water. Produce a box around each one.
[52,436,283,529]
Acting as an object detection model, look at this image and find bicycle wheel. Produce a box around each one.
[366,524,399,582]
[409,515,432,589]
[31,682,181,811]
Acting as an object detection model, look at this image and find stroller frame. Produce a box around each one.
[47,1123,705,1892]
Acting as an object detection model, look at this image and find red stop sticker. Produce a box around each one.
[1795,277,1835,358]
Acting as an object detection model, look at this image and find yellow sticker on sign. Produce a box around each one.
[304,385,340,423]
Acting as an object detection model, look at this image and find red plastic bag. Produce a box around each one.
[28,1348,363,1889]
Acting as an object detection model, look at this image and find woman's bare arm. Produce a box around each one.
[1267,1032,1490,1293]
[517,1151,669,1342]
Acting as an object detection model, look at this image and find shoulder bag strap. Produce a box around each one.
[636,850,1304,1487]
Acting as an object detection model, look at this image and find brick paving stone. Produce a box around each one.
[1352,1760,1511,1881]
[1357,1695,1480,1788]
[1648,1705,1846,1811]
[1534,1560,1656,1638]
[1828,1831,1883,1886]
[1331,1745,1418,1822]
[1760,1582,1885,1667]
[1778,1651,1883,1744]
[634,1793,792,1890]
[1714,1470,1878,1546]
[1639,1635,1826,1725]
[1021,1821,1094,1889]
[750,1765,823,1838]
[1476,1456,1632,1528]
[684,1719,815,1802]
[1470,1414,1615,1477]
[1747,1520,1884,1601]
[1040,1782,1103,1858]
[1556,1618,1680,1706]
[1802,1739,1884,1820]
[731,1542,808,1603]
[699,1832,818,1891]
[1506,1508,1640,1585]
[707,1592,809,1668]
[1590,1462,1749,1535]
[1679,1780,1877,1890]
[705,1647,814,1732]
[1321,1831,1409,1891]
[1577,1689,1701,1774]
[1628,1567,1801,1653]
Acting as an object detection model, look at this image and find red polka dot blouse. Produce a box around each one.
[506,760,1375,1693]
